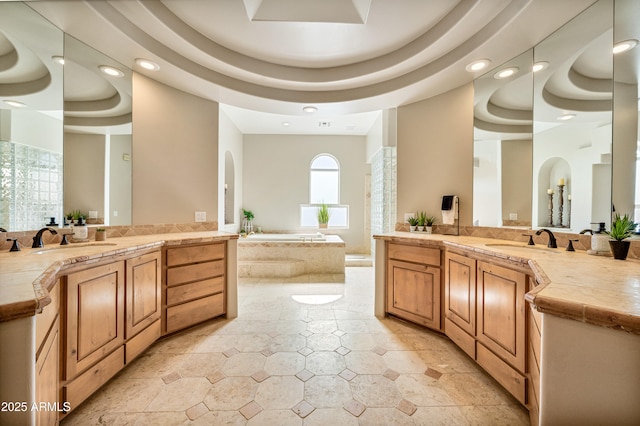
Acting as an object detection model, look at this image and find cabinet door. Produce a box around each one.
[126,251,161,339]
[477,261,526,372]
[65,262,125,380]
[386,259,441,330]
[444,252,476,336]
[36,316,59,425]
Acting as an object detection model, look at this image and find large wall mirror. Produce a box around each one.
[0,3,132,232]
[0,3,64,231]
[474,0,638,233]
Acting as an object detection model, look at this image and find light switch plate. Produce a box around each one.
[404,213,416,223]
[195,211,206,222]
[509,213,518,220]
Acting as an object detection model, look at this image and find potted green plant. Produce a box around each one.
[424,215,437,234]
[606,213,637,260]
[407,216,419,232]
[317,203,331,228]
[95,227,107,241]
[242,209,254,233]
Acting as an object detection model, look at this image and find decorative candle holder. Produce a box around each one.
[557,184,565,227]
[548,192,554,227]
[567,196,571,229]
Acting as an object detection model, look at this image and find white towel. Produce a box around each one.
[441,196,458,225]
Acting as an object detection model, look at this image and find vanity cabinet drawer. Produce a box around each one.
[477,343,526,405]
[167,276,224,306]
[388,243,440,266]
[166,293,224,334]
[166,243,224,266]
[166,260,225,286]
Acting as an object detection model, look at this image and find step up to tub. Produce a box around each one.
[238,259,305,278]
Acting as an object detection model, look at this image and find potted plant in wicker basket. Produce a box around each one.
[606,213,636,260]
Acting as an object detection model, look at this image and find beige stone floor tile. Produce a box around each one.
[336,319,371,333]
[304,375,353,408]
[221,352,266,376]
[255,376,304,409]
[439,372,517,406]
[382,349,430,374]
[266,333,307,352]
[340,333,377,351]
[111,412,190,425]
[189,410,247,425]
[203,376,258,410]
[349,374,403,408]
[264,351,306,375]
[59,411,123,426]
[412,406,470,425]
[307,319,338,334]
[303,407,359,425]
[177,352,227,377]
[344,350,388,374]
[233,333,272,352]
[356,407,416,426]
[394,374,457,406]
[247,409,302,425]
[145,377,211,412]
[461,405,529,425]
[119,352,189,379]
[305,351,346,375]
[191,333,239,353]
[71,376,164,414]
[306,333,342,351]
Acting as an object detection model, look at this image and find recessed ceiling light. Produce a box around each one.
[3,100,26,108]
[557,113,576,121]
[613,39,638,54]
[135,58,160,71]
[52,56,65,65]
[532,61,549,72]
[465,59,491,73]
[303,106,317,113]
[99,65,124,77]
[494,67,519,79]
[282,122,290,127]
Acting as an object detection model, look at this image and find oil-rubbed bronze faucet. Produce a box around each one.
[535,228,557,248]
[32,227,58,248]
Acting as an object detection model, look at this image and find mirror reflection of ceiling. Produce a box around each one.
[27,0,599,125]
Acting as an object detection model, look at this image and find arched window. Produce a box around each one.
[310,154,339,204]
[301,154,349,228]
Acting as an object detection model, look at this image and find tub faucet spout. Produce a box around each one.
[535,228,557,248]
[32,227,58,248]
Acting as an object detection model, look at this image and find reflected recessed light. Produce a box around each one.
[557,113,576,121]
[494,67,519,79]
[52,56,65,65]
[3,100,26,108]
[465,59,491,73]
[99,65,124,77]
[282,122,290,127]
[532,61,549,72]
[303,106,317,113]
[135,58,160,71]
[613,39,638,54]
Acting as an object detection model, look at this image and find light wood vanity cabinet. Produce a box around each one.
[164,242,226,334]
[61,250,162,414]
[527,280,542,426]
[35,279,61,425]
[444,251,528,404]
[386,243,442,331]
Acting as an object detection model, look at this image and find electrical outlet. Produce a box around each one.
[404,213,416,223]
[509,213,518,220]
[113,211,118,217]
[195,211,206,222]
[88,210,98,219]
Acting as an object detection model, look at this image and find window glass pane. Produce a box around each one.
[311,155,338,170]
[300,205,349,227]
[310,170,338,204]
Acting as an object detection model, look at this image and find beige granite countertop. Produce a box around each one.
[0,231,238,322]
[374,232,640,334]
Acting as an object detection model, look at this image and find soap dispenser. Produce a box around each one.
[73,217,88,241]
[587,222,610,255]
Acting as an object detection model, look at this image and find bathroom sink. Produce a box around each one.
[483,243,560,254]
[30,242,117,254]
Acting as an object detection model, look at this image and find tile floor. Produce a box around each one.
[61,266,529,425]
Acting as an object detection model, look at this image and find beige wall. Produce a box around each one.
[109,134,132,225]
[243,134,368,252]
[132,73,219,225]
[218,109,243,232]
[397,83,474,226]
[502,139,533,224]
[64,132,105,218]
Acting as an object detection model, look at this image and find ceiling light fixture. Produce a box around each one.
[494,67,519,79]
[135,58,160,71]
[613,39,638,54]
[465,59,491,73]
[282,122,290,127]
[52,56,65,65]
[3,100,26,108]
[99,65,124,77]
[557,113,576,121]
[532,61,549,72]
[302,106,317,113]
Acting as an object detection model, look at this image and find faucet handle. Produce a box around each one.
[60,233,71,245]
[522,234,535,245]
[566,239,578,252]
[7,238,20,252]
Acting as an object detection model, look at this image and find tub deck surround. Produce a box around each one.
[237,234,345,278]
[373,232,640,334]
[0,231,239,323]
